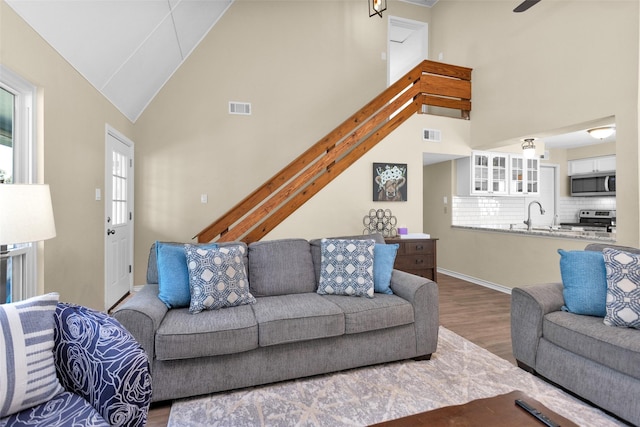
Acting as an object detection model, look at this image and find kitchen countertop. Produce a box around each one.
[452,225,616,242]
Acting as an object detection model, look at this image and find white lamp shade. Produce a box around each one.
[523,146,536,159]
[0,184,57,245]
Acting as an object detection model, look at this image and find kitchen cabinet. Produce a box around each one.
[510,156,540,195]
[568,155,616,176]
[385,237,438,282]
[457,151,509,196]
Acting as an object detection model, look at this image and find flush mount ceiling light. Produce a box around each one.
[369,0,387,18]
[521,138,537,159]
[587,126,615,140]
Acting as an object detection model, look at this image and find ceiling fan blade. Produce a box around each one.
[513,0,541,12]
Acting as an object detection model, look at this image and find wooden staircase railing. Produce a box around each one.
[195,60,472,243]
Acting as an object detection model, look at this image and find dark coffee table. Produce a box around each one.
[370,390,579,426]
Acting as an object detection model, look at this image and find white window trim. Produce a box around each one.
[1,65,39,300]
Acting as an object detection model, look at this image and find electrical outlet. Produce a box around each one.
[201,194,208,204]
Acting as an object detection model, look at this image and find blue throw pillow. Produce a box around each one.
[558,249,607,317]
[374,243,399,294]
[156,242,217,308]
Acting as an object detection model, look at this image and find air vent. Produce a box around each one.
[229,102,251,115]
[423,128,442,142]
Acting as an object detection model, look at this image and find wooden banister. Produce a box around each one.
[195,60,472,243]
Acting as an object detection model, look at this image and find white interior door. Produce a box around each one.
[105,126,134,310]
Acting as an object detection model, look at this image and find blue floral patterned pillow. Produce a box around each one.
[603,248,640,329]
[54,303,152,426]
[317,238,375,298]
[185,244,256,314]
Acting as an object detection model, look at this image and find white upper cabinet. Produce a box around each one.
[471,151,509,195]
[568,155,616,176]
[510,156,540,195]
[457,151,540,196]
[457,151,509,196]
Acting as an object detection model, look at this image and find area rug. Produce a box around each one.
[168,326,624,426]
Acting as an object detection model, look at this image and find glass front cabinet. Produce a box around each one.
[510,156,540,195]
[471,151,509,195]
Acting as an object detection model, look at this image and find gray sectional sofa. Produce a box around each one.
[511,243,640,425]
[113,234,439,402]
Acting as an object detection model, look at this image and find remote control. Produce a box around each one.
[515,399,560,427]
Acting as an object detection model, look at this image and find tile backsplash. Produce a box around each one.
[452,196,616,227]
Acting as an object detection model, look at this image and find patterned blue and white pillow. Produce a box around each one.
[603,248,640,329]
[156,241,218,308]
[185,244,256,314]
[317,238,375,298]
[0,293,65,418]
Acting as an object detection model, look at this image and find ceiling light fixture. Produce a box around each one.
[369,0,387,18]
[587,126,615,140]
[521,138,536,159]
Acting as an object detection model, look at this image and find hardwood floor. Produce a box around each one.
[437,274,515,365]
[145,273,514,426]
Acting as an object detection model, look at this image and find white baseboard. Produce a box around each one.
[437,268,512,295]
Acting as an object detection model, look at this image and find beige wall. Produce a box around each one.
[1,2,134,309]
[3,0,638,305]
[424,0,639,288]
[133,0,434,285]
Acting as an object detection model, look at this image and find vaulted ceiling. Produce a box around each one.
[5,0,233,122]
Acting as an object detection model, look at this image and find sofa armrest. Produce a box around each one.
[390,270,439,356]
[510,282,564,369]
[112,284,168,361]
[54,303,152,427]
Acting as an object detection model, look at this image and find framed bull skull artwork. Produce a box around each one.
[373,163,407,201]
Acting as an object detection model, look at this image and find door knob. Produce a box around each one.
[107,229,116,236]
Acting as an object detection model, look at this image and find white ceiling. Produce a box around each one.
[422,124,616,166]
[542,126,616,149]
[5,0,233,122]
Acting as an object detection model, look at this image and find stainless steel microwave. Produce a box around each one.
[570,173,616,196]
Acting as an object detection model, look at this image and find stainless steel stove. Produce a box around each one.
[560,209,616,232]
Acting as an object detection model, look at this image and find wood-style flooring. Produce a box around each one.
[145,273,514,426]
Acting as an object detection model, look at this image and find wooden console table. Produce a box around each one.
[385,237,438,282]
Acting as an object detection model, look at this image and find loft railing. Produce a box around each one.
[195,60,472,243]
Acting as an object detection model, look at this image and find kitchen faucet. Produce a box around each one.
[524,200,545,231]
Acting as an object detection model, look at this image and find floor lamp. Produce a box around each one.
[0,184,56,303]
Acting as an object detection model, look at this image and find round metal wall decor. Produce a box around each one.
[363,208,397,237]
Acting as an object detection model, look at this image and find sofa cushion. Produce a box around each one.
[0,293,65,418]
[603,248,640,329]
[310,233,386,284]
[374,243,399,294]
[248,239,316,296]
[155,241,218,308]
[251,293,345,347]
[321,294,414,334]
[155,305,258,360]
[147,241,248,284]
[1,391,109,426]
[543,311,640,380]
[558,249,607,317]
[316,238,375,298]
[185,244,256,314]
